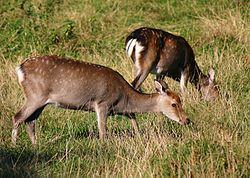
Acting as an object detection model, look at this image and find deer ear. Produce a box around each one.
[154,80,169,93]
[208,68,215,84]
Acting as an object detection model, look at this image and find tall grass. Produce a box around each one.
[0,0,249,177]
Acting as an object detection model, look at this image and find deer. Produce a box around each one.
[12,55,189,145]
[125,27,219,101]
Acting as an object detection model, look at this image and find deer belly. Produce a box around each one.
[151,65,182,81]
[46,97,95,111]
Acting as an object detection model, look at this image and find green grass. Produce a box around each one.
[0,0,249,177]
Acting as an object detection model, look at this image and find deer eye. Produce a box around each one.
[172,103,177,107]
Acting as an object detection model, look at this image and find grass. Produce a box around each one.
[0,0,249,177]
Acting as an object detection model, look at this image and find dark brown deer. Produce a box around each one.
[125,27,219,100]
[12,55,189,145]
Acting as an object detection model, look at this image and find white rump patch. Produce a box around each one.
[126,39,144,60]
[16,65,24,84]
[126,39,136,57]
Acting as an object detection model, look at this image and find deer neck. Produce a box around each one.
[124,91,159,113]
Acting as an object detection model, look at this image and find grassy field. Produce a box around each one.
[0,0,249,177]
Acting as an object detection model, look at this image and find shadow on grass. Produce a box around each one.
[0,147,53,178]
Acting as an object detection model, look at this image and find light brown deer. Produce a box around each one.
[12,55,189,145]
[125,27,219,100]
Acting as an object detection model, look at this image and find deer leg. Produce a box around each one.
[25,106,45,145]
[156,75,165,82]
[131,66,151,90]
[126,113,140,135]
[95,106,108,140]
[26,120,36,145]
[180,68,189,93]
[12,100,45,145]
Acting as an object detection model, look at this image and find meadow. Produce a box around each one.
[0,0,249,177]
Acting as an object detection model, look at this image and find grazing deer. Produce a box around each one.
[12,55,189,145]
[125,27,219,100]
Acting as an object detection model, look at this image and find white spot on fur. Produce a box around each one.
[126,39,136,57]
[151,67,164,75]
[157,67,163,74]
[16,65,24,84]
